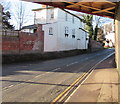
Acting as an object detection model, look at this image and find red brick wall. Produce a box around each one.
[20,32,37,51]
[91,40,103,48]
[2,25,44,54]
[90,39,103,51]
[2,36,19,54]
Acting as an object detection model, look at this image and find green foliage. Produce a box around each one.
[81,14,103,41]
[2,11,14,30]
[81,14,94,39]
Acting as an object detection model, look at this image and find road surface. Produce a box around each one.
[2,49,115,102]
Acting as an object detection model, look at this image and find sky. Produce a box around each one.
[13,0,42,29]
[10,0,42,28]
[1,0,42,29]
[0,0,114,30]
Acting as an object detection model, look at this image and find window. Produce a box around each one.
[50,9,54,19]
[65,27,69,37]
[72,29,75,38]
[34,29,37,33]
[72,35,75,38]
[65,13,68,21]
[49,27,53,35]
[72,16,74,23]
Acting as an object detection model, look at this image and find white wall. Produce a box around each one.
[57,9,88,51]
[77,29,88,49]
[57,22,78,51]
[35,9,47,24]
[21,29,34,33]
[105,32,115,44]
[46,8,58,23]
[35,8,58,24]
[35,8,88,52]
[43,23,58,52]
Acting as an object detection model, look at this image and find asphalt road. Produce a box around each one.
[2,49,115,102]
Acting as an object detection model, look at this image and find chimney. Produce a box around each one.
[42,5,47,8]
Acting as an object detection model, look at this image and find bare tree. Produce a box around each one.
[92,16,101,40]
[1,0,33,30]
[93,16,101,27]
[0,0,11,11]
[11,1,33,30]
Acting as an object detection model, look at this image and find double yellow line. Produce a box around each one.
[51,52,114,104]
[51,68,93,104]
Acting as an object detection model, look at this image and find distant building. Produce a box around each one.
[97,28,105,42]
[102,22,114,35]
[102,22,115,47]
[21,25,37,33]
[32,6,88,52]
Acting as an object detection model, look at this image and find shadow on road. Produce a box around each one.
[1,79,72,87]
[2,49,116,77]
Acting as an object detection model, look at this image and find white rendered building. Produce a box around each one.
[102,22,115,46]
[33,6,88,52]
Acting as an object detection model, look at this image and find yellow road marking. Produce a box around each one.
[51,68,92,104]
[51,52,114,104]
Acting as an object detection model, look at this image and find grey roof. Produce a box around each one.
[32,7,54,11]
[22,25,37,29]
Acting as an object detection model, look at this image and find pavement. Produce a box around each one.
[65,54,119,103]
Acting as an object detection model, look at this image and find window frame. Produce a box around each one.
[49,27,53,35]
[72,29,75,38]
[65,26,69,37]
[72,16,74,24]
[65,13,68,21]
[50,9,54,19]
